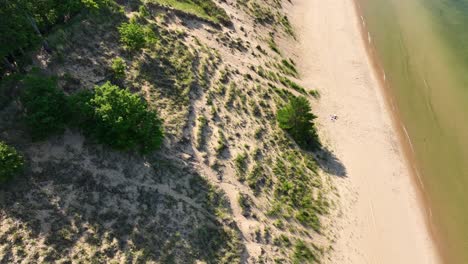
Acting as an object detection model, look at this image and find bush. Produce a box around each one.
[118,22,147,51]
[277,96,320,149]
[88,82,163,153]
[111,57,126,80]
[0,141,24,183]
[20,74,69,140]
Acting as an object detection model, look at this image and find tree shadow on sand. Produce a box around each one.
[314,147,347,177]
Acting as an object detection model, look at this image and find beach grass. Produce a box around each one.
[149,0,229,24]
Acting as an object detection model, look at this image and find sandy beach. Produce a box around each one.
[289,0,441,262]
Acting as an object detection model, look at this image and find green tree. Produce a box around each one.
[277,96,320,149]
[118,21,146,51]
[0,141,24,183]
[89,82,163,153]
[20,74,69,140]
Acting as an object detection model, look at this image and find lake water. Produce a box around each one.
[357,0,468,262]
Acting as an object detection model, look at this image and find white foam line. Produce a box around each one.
[402,123,415,153]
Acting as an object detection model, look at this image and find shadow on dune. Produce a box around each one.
[315,147,347,177]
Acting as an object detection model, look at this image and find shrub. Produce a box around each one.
[111,57,126,80]
[88,82,163,153]
[277,96,320,149]
[118,22,146,51]
[20,74,69,140]
[0,141,24,183]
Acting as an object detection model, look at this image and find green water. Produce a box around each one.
[358,0,468,262]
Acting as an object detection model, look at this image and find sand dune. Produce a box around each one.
[289,0,441,262]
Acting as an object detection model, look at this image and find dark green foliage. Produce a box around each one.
[292,240,317,264]
[0,141,24,183]
[277,96,319,149]
[67,89,94,128]
[0,73,22,109]
[0,0,111,73]
[88,82,163,153]
[118,22,147,51]
[20,74,69,140]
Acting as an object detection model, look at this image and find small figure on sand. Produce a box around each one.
[330,114,338,122]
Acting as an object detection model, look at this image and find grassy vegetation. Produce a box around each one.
[238,193,253,217]
[149,0,230,25]
[292,240,317,264]
[234,152,248,180]
[196,116,208,149]
[279,76,307,95]
[268,35,281,54]
[269,150,328,232]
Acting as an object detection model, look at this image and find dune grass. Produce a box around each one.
[149,0,229,24]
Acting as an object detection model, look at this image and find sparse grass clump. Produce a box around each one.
[278,59,298,77]
[292,240,317,264]
[280,15,295,37]
[196,116,208,149]
[246,163,266,193]
[234,152,248,180]
[238,193,253,217]
[268,35,280,54]
[215,130,227,156]
[0,141,24,183]
[279,76,307,95]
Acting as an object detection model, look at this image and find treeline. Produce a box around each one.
[0,0,110,73]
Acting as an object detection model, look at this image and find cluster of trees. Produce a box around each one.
[277,96,320,149]
[20,73,163,154]
[0,0,111,72]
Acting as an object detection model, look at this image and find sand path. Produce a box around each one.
[289,0,441,263]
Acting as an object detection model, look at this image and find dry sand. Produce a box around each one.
[289,0,441,262]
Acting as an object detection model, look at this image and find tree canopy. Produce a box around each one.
[87,82,164,153]
[277,96,320,149]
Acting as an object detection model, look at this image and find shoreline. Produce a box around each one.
[288,0,442,262]
[351,0,446,262]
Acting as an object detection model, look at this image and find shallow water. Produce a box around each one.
[358,0,468,262]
